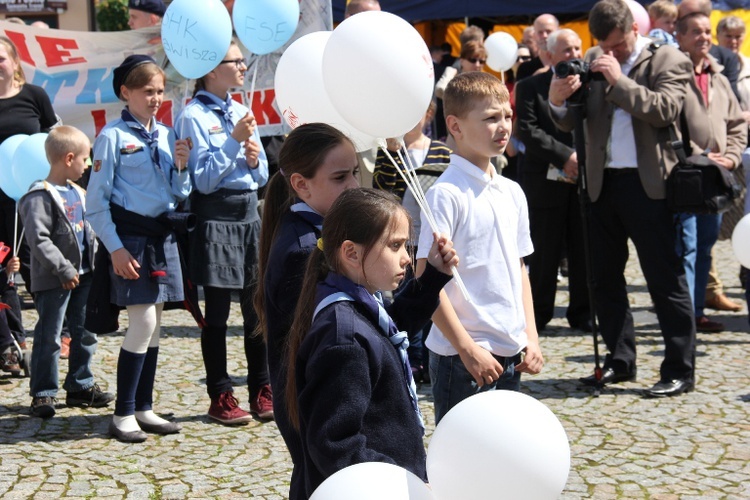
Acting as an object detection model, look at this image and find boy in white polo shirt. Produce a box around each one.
[415,72,544,423]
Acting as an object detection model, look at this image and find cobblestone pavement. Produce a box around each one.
[1,240,749,499]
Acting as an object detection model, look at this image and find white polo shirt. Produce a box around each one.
[416,154,534,357]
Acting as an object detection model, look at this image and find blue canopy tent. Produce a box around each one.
[331,0,744,22]
[332,0,613,22]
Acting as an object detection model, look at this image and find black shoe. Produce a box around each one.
[31,396,57,419]
[569,319,593,332]
[579,367,636,387]
[108,420,148,443]
[66,384,115,408]
[643,378,694,398]
[135,418,181,435]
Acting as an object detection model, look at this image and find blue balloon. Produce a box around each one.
[0,135,29,201]
[12,133,50,196]
[161,0,233,79]
[233,0,300,55]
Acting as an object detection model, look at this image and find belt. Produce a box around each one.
[604,168,638,176]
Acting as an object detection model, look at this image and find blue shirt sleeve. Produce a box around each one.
[162,126,192,200]
[88,127,123,253]
[176,100,269,193]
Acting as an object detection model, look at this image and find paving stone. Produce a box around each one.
[1,240,749,497]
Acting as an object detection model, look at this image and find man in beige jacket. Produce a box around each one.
[676,12,747,333]
[549,0,696,398]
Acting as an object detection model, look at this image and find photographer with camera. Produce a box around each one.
[515,29,590,333]
[548,0,697,398]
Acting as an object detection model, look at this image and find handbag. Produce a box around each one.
[665,111,742,215]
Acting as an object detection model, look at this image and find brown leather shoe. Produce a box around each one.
[696,315,724,333]
[705,293,742,312]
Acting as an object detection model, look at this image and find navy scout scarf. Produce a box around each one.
[313,271,424,429]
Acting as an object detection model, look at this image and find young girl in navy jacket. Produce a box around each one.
[285,188,459,498]
[253,123,360,499]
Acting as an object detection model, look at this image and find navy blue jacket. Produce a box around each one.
[295,264,450,498]
[264,210,319,500]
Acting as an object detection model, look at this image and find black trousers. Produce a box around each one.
[590,169,695,381]
[201,284,270,400]
[528,187,589,329]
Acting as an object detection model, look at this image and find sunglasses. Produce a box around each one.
[466,57,486,65]
[517,55,532,62]
[220,58,248,69]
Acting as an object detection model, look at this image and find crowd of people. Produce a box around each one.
[1,0,749,498]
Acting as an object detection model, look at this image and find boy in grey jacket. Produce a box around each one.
[19,126,113,418]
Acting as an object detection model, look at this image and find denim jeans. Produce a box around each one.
[675,213,697,304]
[29,273,97,398]
[429,349,522,424]
[694,213,722,317]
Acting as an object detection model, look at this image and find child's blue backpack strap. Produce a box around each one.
[312,291,353,323]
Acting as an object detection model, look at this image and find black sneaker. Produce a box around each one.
[31,396,57,418]
[66,384,115,408]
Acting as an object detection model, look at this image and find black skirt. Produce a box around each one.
[189,189,260,289]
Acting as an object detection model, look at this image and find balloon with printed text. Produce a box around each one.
[322,11,435,139]
[232,0,300,55]
[0,135,29,201]
[161,0,233,79]
[12,133,50,196]
[275,31,380,152]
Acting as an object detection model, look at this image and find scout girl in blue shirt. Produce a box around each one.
[88,55,191,443]
[285,188,458,498]
[175,41,271,425]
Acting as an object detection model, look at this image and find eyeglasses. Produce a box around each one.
[517,55,532,62]
[220,58,247,69]
[466,57,486,65]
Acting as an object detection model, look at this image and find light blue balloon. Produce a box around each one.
[233,0,300,55]
[0,135,29,201]
[12,133,50,196]
[161,0,233,79]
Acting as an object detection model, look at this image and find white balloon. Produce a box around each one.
[322,11,434,139]
[274,31,380,152]
[485,32,519,72]
[427,391,570,500]
[310,462,435,500]
[732,213,750,268]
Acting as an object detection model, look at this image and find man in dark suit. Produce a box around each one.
[515,29,590,333]
[516,14,559,81]
[549,0,696,398]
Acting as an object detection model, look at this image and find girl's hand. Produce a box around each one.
[244,138,260,168]
[231,112,256,143]
[111,248,140,280]
[426,232,459,275]
[4,256,20,276]
[174,139,190,171]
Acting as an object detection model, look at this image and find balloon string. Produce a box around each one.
[12,205,18,257]
[248,58,259,111]
[14,227,24,257]
[178,81,189,171]
[379,141,470,302]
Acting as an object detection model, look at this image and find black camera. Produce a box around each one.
[555,59,606,84]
